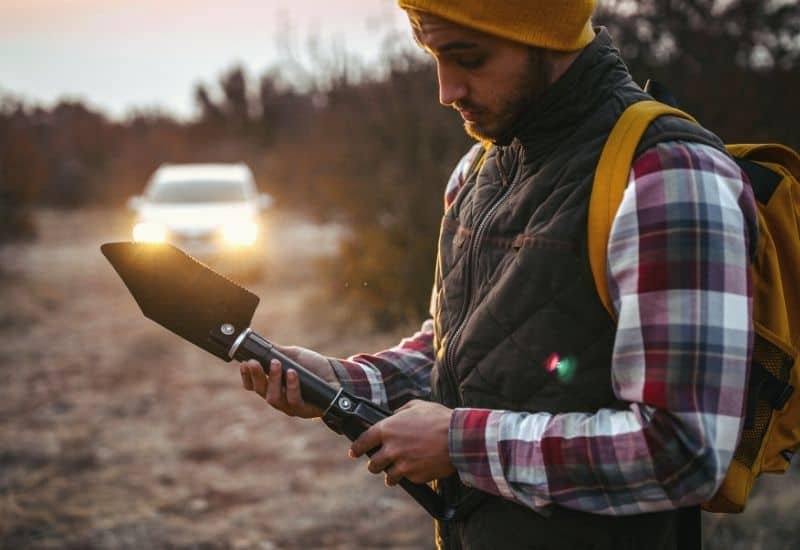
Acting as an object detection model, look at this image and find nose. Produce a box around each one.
[437,63,467,107]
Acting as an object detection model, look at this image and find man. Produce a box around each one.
[239,1,758,548]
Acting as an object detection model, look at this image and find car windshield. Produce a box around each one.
[148,180,249,203]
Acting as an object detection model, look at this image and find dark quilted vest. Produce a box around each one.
[431,29,723,550]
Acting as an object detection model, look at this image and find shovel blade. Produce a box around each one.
[101,241,259,361]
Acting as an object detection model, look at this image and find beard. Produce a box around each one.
[457,48,552,142]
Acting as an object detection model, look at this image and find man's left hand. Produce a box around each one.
[350,399,456,486]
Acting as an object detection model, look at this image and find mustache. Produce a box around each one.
[453,100,485,112]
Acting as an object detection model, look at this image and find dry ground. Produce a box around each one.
[0,209,797,549]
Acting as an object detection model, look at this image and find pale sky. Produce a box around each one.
[0,0,415,119]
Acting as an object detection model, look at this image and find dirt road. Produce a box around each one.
[0,209,432,549]
[0,209,797,549]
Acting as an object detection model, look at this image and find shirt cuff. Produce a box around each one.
[449,408,502,495]
[329,358,374,400]
[322,358,380,435]
[450,408,555,511]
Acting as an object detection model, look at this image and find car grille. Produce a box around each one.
[170,230,218,253]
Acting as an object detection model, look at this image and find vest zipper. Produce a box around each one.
[442,148,516,404]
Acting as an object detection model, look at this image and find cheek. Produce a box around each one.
[477,65,523,106]
[474,78,512,114]
[465,74,497,108]
[485,53,538,109]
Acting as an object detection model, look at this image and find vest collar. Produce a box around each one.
[493,28,633,164]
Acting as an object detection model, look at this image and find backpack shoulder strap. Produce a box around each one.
[727,143,800,177]
[727,144,800,205]
[588,100,697,319]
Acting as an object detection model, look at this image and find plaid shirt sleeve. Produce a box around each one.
[329,143,484,410]
[329,320,435,411]
[449,141,758,515]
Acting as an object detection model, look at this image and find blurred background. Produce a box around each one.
[1,0,798,548]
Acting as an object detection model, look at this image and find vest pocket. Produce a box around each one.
[438,217,471,283]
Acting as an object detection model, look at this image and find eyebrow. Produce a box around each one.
[434,41,480,54]
[414,40,482,58]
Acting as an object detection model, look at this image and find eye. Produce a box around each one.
[457,56,485,69]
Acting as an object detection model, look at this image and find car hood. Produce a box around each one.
[137,202,258,234]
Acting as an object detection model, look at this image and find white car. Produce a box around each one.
[128,163,272,276]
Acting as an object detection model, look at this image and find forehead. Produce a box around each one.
[406,9,497,52]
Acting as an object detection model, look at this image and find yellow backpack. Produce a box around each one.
[588,100,800,513]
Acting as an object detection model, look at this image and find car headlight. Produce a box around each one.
[133,221,168,243]
[222,220,259,246]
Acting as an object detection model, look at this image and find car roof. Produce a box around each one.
[151,163,254,184]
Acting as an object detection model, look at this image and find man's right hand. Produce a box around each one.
[239,346,340,419]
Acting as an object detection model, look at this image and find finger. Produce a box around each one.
[266,360,285,407]
[240,364,254,391]
[277,345,301,361]
[249,363,268,398]
[384,463,405,486]
[284,369,304,409]
[367,447,393,474]
[397,399,417,411]
[350,424,383,458]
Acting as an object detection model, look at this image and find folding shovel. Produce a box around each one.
[101,241,462,521]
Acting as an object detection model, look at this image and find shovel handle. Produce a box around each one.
[232,329,340,408]
[209,325,456,521]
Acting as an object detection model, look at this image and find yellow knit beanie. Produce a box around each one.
[398,0,596,52]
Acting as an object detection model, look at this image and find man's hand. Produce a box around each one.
[239,346,339,419]
[350,399,456,486]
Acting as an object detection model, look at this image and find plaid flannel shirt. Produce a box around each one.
[330,140,757,515]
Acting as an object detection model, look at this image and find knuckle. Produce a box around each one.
[393,462,408,478]
[373,455,388,472]
[284,346,300,357]
[407,471,425,484]
[389,469,404,484]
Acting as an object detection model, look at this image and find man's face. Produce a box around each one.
[408,11,551,141]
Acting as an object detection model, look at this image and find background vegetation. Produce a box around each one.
[1,2,799,548]
[1,0,798,325]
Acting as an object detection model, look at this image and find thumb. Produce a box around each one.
[397,399,420,412]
